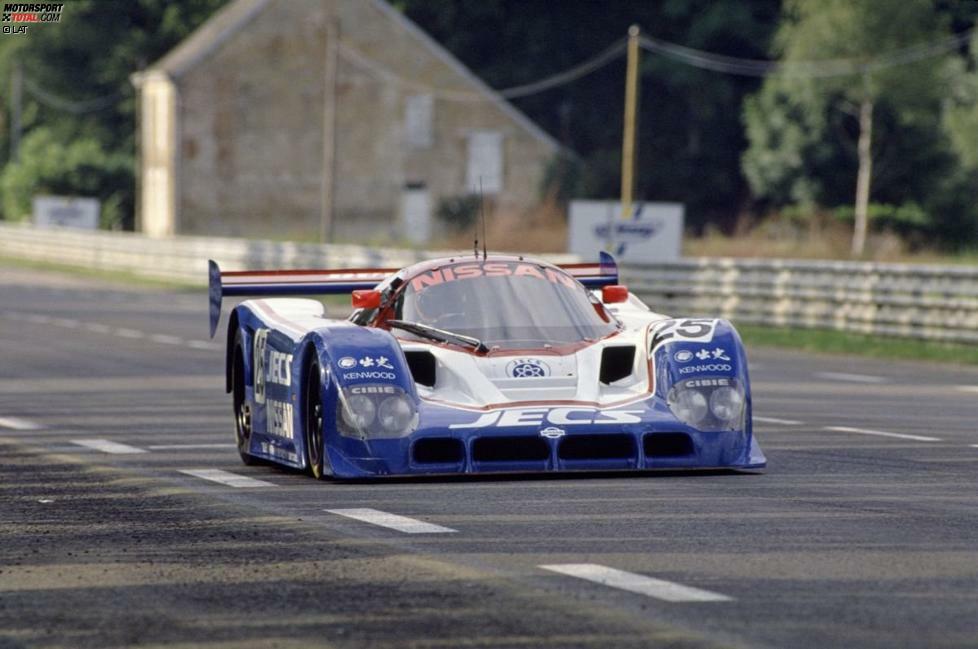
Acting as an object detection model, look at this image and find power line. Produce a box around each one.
[339,25,974,103]
[496,39,627,98]
[639,27,976,78]
[22,75,124,113]
[337,38,628,102]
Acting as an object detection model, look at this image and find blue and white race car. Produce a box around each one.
[208,252,765,479]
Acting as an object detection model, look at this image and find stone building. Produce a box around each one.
[133,0,559,242]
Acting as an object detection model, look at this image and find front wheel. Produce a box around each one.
[304,362,326,479]
[232,333,258,465]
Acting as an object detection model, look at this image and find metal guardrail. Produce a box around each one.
[621,258,978,344]
[2,223,976,343]
[0,222,448,283]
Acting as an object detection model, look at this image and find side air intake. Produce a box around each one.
[404,351,436,387]
[600,346,635,384]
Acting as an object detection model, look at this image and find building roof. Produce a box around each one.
[148,0,271,80]
[143,0,559,151]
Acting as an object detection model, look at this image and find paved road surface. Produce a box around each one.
[1,265,977,649]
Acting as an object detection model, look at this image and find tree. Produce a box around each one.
[743,0,954,255]
[0,0,226,224]
[397,0,781,232]
[944,31,978,172]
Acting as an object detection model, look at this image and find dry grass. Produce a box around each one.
[686,216,978,264]
[431,197,569,254]
[425,202,977,265]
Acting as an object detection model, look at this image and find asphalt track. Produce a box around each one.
[1,264,977,649]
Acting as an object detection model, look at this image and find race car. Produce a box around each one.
[208,252,765,478]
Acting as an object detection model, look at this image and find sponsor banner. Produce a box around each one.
[569,200,683,262]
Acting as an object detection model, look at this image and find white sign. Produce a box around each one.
[466,130,503,193]
[568,200,683,262]
[33,196,100,230]
[401,187,431,244]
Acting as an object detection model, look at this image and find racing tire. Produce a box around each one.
[232,332,259,466]
[304,362,326,479]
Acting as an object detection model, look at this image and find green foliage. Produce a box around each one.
[943,32,978,171]
[0,0,226,226]
[435,194,482,233]
[831,202,930,239]
[1,128,132,226]
[742,0,977,246]
[742,78,830,206]
[399,0,781,232]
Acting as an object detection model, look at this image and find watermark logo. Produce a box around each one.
[2,3,63,35]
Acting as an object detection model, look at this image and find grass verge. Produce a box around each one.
[737,324,978,366]
[0,255,202,291]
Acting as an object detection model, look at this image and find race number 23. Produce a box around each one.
[650,318,718,351]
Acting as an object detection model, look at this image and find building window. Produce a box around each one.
[466,130,503,193]
[404,94,433,149]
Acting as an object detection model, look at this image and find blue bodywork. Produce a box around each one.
[226,305,766,479]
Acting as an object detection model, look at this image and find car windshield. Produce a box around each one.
[389,261,618,349]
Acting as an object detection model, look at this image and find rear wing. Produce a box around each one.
[208,260,395,337]
[207,252,618,337]
[561,251,619,289]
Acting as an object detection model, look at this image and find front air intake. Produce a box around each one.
[600,346,635,384]
[643,433,694,457]
[472,436,550,463]
[412,438,464,464]
[558,434,636,460]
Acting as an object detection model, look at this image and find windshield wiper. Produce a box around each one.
[387,319,488,353]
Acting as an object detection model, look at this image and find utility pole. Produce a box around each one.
[619,24,640,220]
[320,9,339,243]
[10,60,22,163]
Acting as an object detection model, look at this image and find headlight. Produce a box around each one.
[709,386,743,422]
[378,395,415,433]
[341,394,375,430]
[667,379,745,431]
[337,384,417,439]
[668,389,708,426]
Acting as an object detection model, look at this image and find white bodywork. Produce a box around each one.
[247,293,670,410]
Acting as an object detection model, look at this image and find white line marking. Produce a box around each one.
[179,469,277,488]
[38,499,54,504]
[0,416,43,430]
[72,439,148,454]
[823,426,941,442]
[814,371,887,384]
[148,443,236,450]
[540,564,732,603]
[325,508,457,534]
[149,334,183,345]
[187,340,221,350]
[114,328,145,339]
[754,416,803,426]
[83,322,112,334]
[50,318,79,328]
[970,444,978,449]
[956,386,978,394]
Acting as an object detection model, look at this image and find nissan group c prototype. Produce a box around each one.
[208,253,765,478]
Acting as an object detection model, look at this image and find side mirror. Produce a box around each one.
[602,285,629,304]
[352,289,381,309]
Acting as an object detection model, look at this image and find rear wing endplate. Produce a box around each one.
[560,251,619,289]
